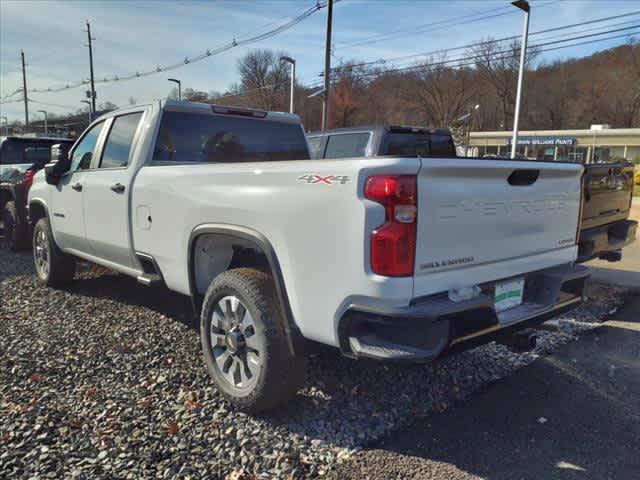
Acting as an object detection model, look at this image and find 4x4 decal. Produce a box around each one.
[297,174,350,185]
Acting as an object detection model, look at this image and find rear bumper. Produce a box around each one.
[578,219,638,263]
[338,264,589,362]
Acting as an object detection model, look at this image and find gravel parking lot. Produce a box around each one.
[0,247,629,479]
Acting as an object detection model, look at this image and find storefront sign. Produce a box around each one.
[506,136,576,146]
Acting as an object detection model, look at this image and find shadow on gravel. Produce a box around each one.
[66,273,197,331]
[330,301,640,479]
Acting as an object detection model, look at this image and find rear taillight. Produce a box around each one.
[364,175,417,276]
[22,170,35,189]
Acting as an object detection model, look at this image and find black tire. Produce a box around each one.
[200,268,306,412]
[2,201,28,251]
[32,217,76,287]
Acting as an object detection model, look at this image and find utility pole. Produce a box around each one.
[85,21,97,112]
[21,50,29,128]
[510,0,530,159]
[321,0,333,131]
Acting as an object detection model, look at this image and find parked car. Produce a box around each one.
[306,125,456,159]
[578,161,637,262]
[28,101,588,411]
[1,136,74,250]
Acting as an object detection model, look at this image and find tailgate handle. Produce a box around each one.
[508,169,539,186]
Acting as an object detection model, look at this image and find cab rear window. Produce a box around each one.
[382,132,456,157]
[152,111,310,163]
[0,138,72,165]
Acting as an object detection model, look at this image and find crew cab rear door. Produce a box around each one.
[83,110,145,268]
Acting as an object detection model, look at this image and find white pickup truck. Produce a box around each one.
[28,100,589,411]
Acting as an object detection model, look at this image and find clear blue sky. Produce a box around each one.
[1,0,638,122]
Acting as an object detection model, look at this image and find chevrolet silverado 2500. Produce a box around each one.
[28,101,589,411]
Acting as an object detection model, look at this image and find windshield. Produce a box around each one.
[153,111,310,163]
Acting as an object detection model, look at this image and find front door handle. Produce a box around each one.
[110,183,125,193]
[71,182,83,192]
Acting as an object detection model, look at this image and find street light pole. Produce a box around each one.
[465,104,480,157]
[280,56,296,114]
[510,0,530,159]
[37,110,48,135]
[168,78,181,101]
[0,116,8,136]
[81,100,92,123]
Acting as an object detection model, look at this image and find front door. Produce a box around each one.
[83,111,145,268]
[50,121,107,254]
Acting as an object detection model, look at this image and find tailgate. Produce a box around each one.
[582,163,634,231]
[413,158,582,296]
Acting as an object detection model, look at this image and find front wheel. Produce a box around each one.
[200,268,306,412]
[33,217,76,287]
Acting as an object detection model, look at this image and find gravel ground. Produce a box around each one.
[0,247,629,479]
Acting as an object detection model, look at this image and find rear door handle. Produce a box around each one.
[71,182,83,192]
[110,183,125,193]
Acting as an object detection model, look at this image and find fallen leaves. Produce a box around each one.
[166,422,179,436]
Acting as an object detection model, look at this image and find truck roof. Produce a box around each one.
[93,99,302,126]
[1,135,74,142]
[307,125,452,137]
[161,100,302,125]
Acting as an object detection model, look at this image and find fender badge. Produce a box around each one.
[297,174,350,185]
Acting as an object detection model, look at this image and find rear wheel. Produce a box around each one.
[33,217,76,287]
[2,201,28,251]
[200,268,306,412]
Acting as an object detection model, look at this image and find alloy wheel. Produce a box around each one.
[209,295,261,390]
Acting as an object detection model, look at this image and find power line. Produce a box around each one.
[2,1,328,99]
[328,29,640,81]
[336,1,556,50]
[329,10,640,72]
[335,4,514,49]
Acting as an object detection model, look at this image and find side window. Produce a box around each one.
[100,112,143,169]
[324,133,369,159]
[70,121,105,172]
[307,136,324,159]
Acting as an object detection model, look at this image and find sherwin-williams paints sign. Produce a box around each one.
[506,136,576,146]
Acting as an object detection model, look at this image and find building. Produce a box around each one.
[468,125,640,163]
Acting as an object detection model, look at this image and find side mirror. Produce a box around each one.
[45,143,72,185]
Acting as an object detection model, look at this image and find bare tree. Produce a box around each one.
[237,49,291,111]
[471,38,538,130]
[404,56,477,128]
